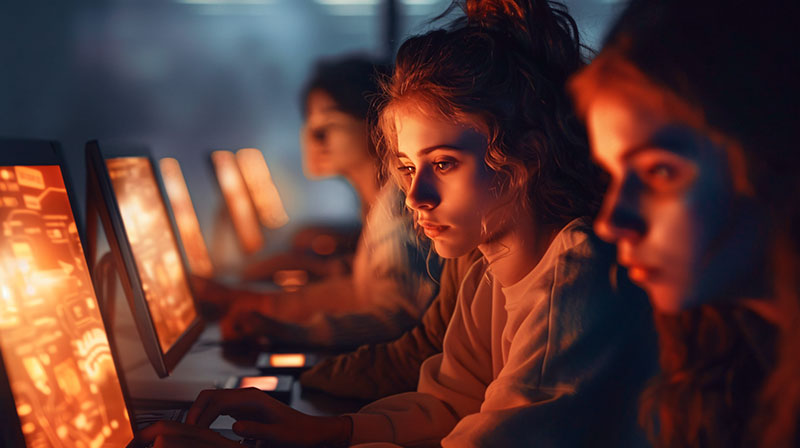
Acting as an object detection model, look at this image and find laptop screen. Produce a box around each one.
[0,164,133,447]
[235,148,289,230]
[158,158,214,278]
[105,157,197,354]
[210,150,264,254]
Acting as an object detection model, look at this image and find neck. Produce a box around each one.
[479,210,562,286]
[345,161,381,217]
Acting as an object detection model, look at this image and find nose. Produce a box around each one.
[405,167,440,211]
[594,175,647,243]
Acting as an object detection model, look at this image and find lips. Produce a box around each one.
[418,220,449,238]
[621,261,661,284]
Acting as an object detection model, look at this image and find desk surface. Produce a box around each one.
[124,323,366,416]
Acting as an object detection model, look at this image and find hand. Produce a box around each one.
[137,420,241,448]
[220,310,308,346]
[190,275,238,315]
[186,388,351,447]
[240,253,334,282]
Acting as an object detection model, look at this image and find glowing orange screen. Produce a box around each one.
[0,165,133,447]
[235,148,289,230]
[239,376,278,391]
[158,158,214,278]
[211,150,264,254]
[268,353,306,368]
[106,158,197,353]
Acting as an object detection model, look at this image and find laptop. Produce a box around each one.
[209,150,264,256]
[84,141,293,404]
[0,138,137,447]
[158,156,316,371]
[234,148,289,230]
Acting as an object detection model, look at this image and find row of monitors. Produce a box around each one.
[0,139,287,447]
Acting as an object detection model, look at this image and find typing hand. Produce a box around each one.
[137,420,241,448]
[220,310,308,346]
[186,388,351,447]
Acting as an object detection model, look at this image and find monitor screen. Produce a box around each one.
[158,158,214,278]
[105,157,197,354]
[210,150,264,254]
[235,148,289,230]
[0,164,133,447]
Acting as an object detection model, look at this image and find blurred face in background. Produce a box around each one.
[585,84,766,313]
[302,89,372,179]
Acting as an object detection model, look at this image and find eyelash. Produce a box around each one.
[646,163,676,180]
[396,159,458,177]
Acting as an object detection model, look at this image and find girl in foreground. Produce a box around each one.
[570,0,800,445]
[141,0,657,446]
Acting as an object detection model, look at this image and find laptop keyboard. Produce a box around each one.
[134,408,188,429]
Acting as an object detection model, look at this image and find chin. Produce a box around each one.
[646,284,692,315]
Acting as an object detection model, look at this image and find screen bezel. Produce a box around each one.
[208,149,264,255]
[0,138,138,448]
[85,140,204,379]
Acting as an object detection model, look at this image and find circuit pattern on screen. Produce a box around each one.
[105,157,197,353]
[0,165,133,448]
[158,158,214,278]
[211,150,264,254]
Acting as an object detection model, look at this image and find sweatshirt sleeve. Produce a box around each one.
[299,250,481,399]
[440,235,657,447]
[346,259,494,447]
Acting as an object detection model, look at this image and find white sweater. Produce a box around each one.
[347,218,657,447]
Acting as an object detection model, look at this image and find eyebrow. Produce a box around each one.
[620,127,699,162]
[395,145,464,159]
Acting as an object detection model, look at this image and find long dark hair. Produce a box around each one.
[571,0,800,446]
[374,0,604,228]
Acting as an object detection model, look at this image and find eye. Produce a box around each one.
[397,165,415,177]
[310,127,328,142]
[434,159,457,173]
[646,163,676,180]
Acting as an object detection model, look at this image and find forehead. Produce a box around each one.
[306,89,355,121]
[393,105,487,158]
[587,89,688,175]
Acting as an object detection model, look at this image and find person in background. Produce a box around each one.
[570,0,800,445]
[193,56,442,349]
[140,1,658,446]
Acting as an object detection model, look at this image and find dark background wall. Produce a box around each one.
[0,0,624,248]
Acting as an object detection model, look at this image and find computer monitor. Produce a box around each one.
[209,150,264,255]
[85,141,203,378]
[158,157,214,278]
[0,139,136,448]
[235,148,289,230]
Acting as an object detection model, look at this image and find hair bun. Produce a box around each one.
[465,0,526,29]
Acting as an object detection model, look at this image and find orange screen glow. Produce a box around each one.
[268,353,306,368]
[239,376,278,391]
[235,148,289,230]
[211,150,264,254]
[106,158,197,354]
[0,165,133,447]
[158,158,214,278]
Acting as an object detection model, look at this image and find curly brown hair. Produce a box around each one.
[373,0,604,229]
